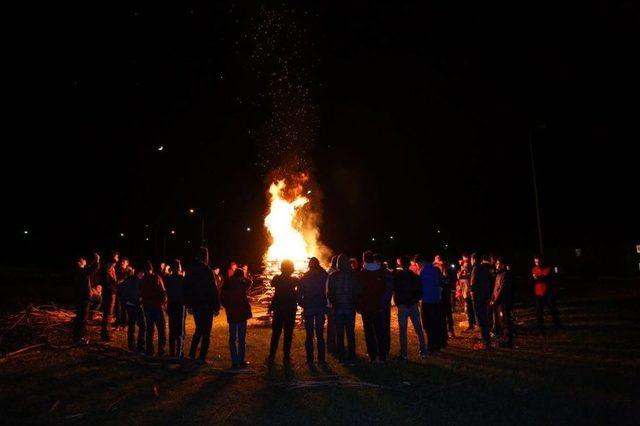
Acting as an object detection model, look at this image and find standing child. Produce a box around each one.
[220,268,253,369]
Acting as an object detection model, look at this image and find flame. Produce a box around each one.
[263,177,325,277]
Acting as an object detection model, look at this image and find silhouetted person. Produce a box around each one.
[418,254,444,354]
[374,253,394,360]
[113,257,130,329]
[470,253,492,350]
[100,251,120,341]
[185,247,220,363]
[325,255,338,356]
[393,256,426,359]
[457,254,475,330]
[165,259,186,358]
[72,253,100,343]
[435,255,455,339]
[532,256,561,331]
[227,261,238,278]
[358,251,389,363]
[140,261,167,356]
[213,266,224,290]
[118,266,146,352]
[299,257,329,365]
[491,258,514,347]
[268,260,299,363]
[220,268,252,369]
[328,254,360,365]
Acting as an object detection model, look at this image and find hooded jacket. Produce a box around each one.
[164,273,185,307]
[492,268,513,307]
[270,274,299,314]
[328,254,360,311]
[357,263,388,313]
[298,267,329,310]
[220,276,252,323]
[184,261,221,312]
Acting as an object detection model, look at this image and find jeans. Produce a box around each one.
[397,304,426,357]
[144,305,166,356]
[361,310,388,361]
[73,301,90,342]
[495,303,514,345]
[168,304,186,358]
[304,308,326,363]
[190,306,214,360]
[125,304,146,352]
[471,294,490,346]
[100,289,116,339]
[269,310,296,360]
[229,321,247,366]
[536,292,561,329]
[334,308,356,363]
[421,302,444,353]
[326,307,338,354]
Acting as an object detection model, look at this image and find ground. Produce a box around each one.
[1,279,639,425]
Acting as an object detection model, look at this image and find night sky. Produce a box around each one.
[4,2,639,269]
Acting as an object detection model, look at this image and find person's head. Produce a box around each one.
[136,268,145,280]
[398,255,411,270]
[242,264,249,272]
[336,254,349,272]
[144,261,154,274]
[349,258,359,271]
[481,254,491,263]
[462,253,470,264]
[120,258,129,269]
[196,247,209,264]
[111,251,120,263]
[414,254,425,266]
[76,257,87,268]
[125,266,135,277]
[280,259,294,276]
[233,268,245,280]
[229,261,238,271]
[489,254,496,265]
[213,267,220,275]
[308,257,321,271]
[434,254,443,265]
[170,259,182,275]
[362,250,374,265]
[533,256,543,267]
[159,262,166,272]
[496,257,504,271]
[470,253,478,265]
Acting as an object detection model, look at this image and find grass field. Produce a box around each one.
[1,279,639,425]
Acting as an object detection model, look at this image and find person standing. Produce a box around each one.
[357,251,389,363]
[100,251,120,341]
[532,256,561,331]
[325,255,338,357]
[114,257,130,329]
[184,247,220,363]
[72,253,100,344]
[213,266,224,291]
[418,255,444,354]
[393,256,427,360]
[328,254,360,365]
[374,253,394,361]
[118,266,146,353]
[298,257,329,365]
[165,259,186,358]
[220,268,252,369]
[140,261,167,356]
[267,260,299,364]
[435,255,455,343]
[470,253,492,350]
[457,254,475,330]
[491,258,514,347]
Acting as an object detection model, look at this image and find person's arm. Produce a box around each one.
[158,277,168,306]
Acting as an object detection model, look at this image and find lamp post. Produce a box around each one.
[529,124,546,255]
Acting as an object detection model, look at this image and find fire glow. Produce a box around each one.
[263,176,326,277]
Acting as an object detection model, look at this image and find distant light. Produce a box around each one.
[157,145,164,152]
[307,190,312,195]
[389,235,394,240]
[188,208,195,214]
[145,237,149,241]
[444,244,448,248]
[371,237,376,242]
[144,224,149,228]
[450,263,456,268]
[170,230,176,235]
[437,229,441,234]
[120,233,125,237]
[246,227,251,232]
[23,230,29,235]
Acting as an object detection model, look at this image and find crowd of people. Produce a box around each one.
[72,246,562,368]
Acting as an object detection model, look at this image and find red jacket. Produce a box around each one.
[140,273,167,308]
[220,277,252,323]
[532,266,552,297]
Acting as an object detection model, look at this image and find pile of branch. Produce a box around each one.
[0,303,77,360]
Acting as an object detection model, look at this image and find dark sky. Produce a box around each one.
[4,1,639,269]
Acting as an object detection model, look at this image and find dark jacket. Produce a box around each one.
[73,260,100,302]
[298,267,329,310]
[492,269,513,308]
[140,273,167,308]
[470,262,492,300]
[270,274,299,314]
[220,277,252,323]
[184,261,220,312]
[420,263,442,304]
[393,268,422,307]
[357,266,387,313]
[165,274,185,307]
[118,275,141,306]
[328,254,360,311]
[101,262,118,293]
